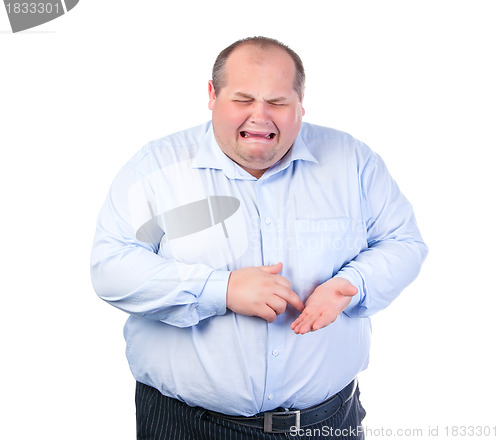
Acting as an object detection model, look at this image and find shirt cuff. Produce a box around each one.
[196,269,230,320]
[334,269,364,316]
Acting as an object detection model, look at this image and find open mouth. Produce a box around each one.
[240,131,276,140]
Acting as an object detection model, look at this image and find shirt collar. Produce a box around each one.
[191,124,246,179]
[191,122,318,180]
[267,126,319,176]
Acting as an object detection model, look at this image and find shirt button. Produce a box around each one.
[264,217,271,225]
[268,394,274,400]
[272,350,279,357]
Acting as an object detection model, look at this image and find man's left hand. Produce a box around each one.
[290,277,358,335]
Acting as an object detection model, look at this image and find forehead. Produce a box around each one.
[223,44,297,94]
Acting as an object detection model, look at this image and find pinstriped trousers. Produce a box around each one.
[136,382,366,440]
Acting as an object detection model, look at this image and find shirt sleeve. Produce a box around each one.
[337,151,428,318]
[90,164,229,327]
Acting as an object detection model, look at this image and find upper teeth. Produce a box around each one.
[241,132,274,139]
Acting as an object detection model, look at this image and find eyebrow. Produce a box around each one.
[233,92,287,103]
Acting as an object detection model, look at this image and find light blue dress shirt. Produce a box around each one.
[90,121,427,416]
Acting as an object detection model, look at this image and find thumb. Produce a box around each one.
[341,283,358,297]
[260,262,283,274]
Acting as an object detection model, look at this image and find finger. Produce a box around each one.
[311,313,336,331]
[295,319,313,335]
[298,311,329,334]
[340,284,358,297]
[266,296,287,316]
[291,307,316,325]
[275,288,304,312]
[260,262,283,275]
[290,313,304,330]
[259,306,278,323]
[274,274,292,289]
[291,318,306,333]
[291,310,316,334]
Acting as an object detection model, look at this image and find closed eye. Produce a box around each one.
[267,98,288,106]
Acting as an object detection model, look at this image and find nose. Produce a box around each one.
[249,102,270,125]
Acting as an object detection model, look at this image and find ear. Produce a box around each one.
[208,80,217,110]
[301,91,305,116]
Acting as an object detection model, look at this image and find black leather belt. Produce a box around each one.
[207,379,357,434]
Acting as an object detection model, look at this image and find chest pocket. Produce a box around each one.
[294,217,366,287]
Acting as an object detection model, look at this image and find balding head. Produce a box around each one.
[212,36,305,101]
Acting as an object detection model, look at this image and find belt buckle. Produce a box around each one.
[263,409,301,433]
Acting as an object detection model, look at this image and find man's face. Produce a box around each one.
[208,45,305,179]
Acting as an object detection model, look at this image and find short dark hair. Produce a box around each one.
[212,36,305,100]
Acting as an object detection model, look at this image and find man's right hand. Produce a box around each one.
[226,262,304,323]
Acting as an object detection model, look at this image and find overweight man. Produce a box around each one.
[91,36,428,440]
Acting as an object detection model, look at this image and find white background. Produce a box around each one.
[1,1,499,438]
